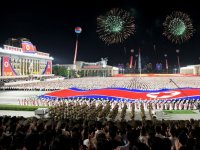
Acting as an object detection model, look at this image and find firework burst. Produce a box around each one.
[163,11,194,44]
[97,8,135,45]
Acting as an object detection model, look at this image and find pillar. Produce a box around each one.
[37,60,39,74]
[35,60,37,74]
[21,58,24,75]
[26,59,28,75]
[33,59,35,74]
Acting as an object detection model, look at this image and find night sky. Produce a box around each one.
[0,0,200,68]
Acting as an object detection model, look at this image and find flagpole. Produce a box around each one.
[138,48,141,78]
[73,35,78,66]
[73,27,82,70]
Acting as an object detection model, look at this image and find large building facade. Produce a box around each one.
[54,59,119,77]
[0,38,53,77]
[75,60,119,77]
[180,65,200,75]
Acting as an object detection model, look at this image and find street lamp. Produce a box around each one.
[164,54,168,73]
[176,49,180,73]
[129,49,134,69]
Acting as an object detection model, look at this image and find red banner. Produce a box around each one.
[2,56,17,76]
[42,61,52,75]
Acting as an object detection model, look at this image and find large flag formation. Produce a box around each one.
[41,88,200,102]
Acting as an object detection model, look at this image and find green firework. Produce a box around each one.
[163,11,194,44]
[103,16,124,33]
[97,8,135,45]
[169,18,186,36]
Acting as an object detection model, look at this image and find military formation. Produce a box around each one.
[42,98,155,122]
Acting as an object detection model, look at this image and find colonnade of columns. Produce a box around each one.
[81,69,112,77]
[20,58,40,75]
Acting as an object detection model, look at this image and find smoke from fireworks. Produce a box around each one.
[97,8,135,45]
[163,11,194,44]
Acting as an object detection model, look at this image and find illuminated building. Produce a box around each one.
[0,38,53,76]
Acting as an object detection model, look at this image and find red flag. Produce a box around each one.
[21,41,35,52]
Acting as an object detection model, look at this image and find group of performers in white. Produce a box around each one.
[18,96,199,111]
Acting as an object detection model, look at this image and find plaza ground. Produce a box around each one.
[0,90,200,120]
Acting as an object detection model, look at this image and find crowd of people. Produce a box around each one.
[1,76,200,91]
[1,115,200,150]
[1,76,200,149]
[0,75,63,88]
